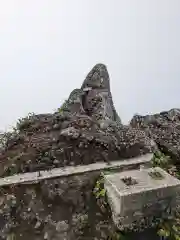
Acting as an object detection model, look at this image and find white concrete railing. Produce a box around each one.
[0,153,153,187]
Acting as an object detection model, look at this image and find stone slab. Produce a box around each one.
[0,153,153,187]
[104,166,180,230]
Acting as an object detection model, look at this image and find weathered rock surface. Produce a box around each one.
[81,63,120,124]
[0,64,164,239]
[130,109,180,163]
[0,64,156,178]
[0,172,115,240]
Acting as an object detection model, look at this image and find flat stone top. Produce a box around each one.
[104,167,180,196]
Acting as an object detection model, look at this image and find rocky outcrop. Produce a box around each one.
[0,63,174,239]
[0,64,156,178]
[130,109,180,164]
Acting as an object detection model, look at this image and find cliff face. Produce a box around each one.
[0,64,178,239]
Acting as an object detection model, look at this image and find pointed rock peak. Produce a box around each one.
[81,63,110,90]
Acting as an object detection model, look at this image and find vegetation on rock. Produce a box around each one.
[0,64,180,239]
[152,151,180,240]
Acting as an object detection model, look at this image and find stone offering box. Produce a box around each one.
[104,166,180,231]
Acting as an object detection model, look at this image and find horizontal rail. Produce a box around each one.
[0,153,153,187]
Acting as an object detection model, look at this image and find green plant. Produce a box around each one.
[16,112,35,131]
[93,169,116,199]
[152,150,180,179]
[157,210,180,240]
[93,173,106,199]
[58,100,68,113]
[152,151,180,240]
[152,150,171,169]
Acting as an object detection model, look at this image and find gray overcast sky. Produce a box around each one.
[0,0,180,130]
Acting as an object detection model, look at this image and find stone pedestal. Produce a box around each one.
[104,167,180,231]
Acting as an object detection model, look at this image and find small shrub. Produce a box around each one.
[152,150,171,169]
[16,112,35,131]
[157,210,180,240]
[152,151,180,240]
[58,100,68,113]
[93,174,106,199]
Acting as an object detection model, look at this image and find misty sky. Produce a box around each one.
[0,0,180,131]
